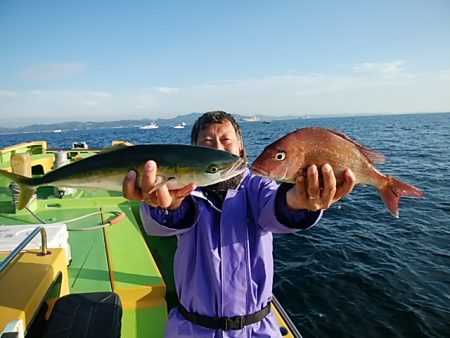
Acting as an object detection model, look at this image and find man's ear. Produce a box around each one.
[240,142,247,159]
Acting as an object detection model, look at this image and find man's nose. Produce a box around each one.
[214,141,225,151]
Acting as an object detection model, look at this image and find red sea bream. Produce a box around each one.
[251,127,423,217]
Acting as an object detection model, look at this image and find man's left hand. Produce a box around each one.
[286,163,356,211]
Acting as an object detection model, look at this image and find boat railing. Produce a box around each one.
[273,295,303,338]
[0,226,49,273]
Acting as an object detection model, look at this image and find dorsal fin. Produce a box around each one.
[321,127,386,164]
[111,140,133,147]
[98,144,132,154]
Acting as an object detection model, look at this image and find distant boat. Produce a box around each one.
[241,116,259,122]
[139,121,159,129]
[53,129,63,133]
[173,122,186,129]
[262,120,272,124]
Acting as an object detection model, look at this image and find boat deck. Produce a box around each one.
[0,185,167,337]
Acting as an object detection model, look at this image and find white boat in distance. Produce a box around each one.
[241,116,259,122]
[173,122,186,129]
[139,121,159,129]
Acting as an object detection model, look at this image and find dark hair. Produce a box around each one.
[191,111,243,145]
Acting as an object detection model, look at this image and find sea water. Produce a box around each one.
[1,112,449,337]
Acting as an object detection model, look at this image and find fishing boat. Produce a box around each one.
[139,121,159,129]
[0,140,302,338]
[241,116,259,122]
[172,122,186,129]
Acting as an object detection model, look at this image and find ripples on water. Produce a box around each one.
[1,113,449,337]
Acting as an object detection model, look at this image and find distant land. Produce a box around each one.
[0,111,446,134]
[0,112,306,134]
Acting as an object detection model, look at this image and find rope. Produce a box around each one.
[7,183,126,231]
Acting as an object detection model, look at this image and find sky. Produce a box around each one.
[1,0,449,127]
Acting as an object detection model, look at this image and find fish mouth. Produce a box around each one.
[225,157,247,177]
[234,157,248,173]
[251,164,269,177]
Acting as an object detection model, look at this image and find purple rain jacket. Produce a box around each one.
[140,169,322,338]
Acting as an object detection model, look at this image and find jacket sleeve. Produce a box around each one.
[139,195,199,236]
[256,179,322,233]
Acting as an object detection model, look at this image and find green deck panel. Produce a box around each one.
[68,229,111,292]
[105,208,165,288]
[105,205,169,336]
[122,307,167,338]
[128,203,179,310]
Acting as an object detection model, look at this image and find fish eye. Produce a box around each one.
[207,164,219,173]
[275,152,286,161]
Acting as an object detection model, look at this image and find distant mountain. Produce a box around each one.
[0,112,301,134]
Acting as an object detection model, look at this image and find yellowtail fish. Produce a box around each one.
[0,144,247,210]
[251,127,423,217]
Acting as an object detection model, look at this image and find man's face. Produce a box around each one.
[195,120,243,157]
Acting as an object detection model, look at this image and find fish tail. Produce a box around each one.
[378,176,424,218]
[0,169,37,210]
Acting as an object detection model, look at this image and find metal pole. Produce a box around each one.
[0,226,49,273]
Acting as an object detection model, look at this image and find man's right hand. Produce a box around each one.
[122,160,196,210]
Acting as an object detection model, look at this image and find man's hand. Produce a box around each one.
[122,160,196,210]
[286,163,356,211]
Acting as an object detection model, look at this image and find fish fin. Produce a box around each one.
[322,128,386,165]
[98,144,132,154]
[111,140,133,147]
[0,170,37,210]
[147,177,176,194]
[17,185,36,210]
[378,176,424,218]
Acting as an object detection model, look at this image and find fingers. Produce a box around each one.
[306,165,320,199]
[122,170,141,200]
[333,168,356,202]
[139,160,195,210]
[140,161,172,208]
[294,175,307,201]
[288,164,354,211]
[167,183,197,210]
[173,183,197,199]
[304,165,322,211]
[141,160,157,194]
[154,179,172,209]
[320,164,337,209]
[287,169,322,211]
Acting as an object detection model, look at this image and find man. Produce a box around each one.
[123,111,355,337]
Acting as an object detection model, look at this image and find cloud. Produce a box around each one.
[60,90,111,99]
[24,90,112,109]
[0,90,17,97]
[2,61,449,127]
[29,90,111,99]
[20,63,87,80]
[138,62,450,116]
[156,87,179,94]
[352,60,405,77]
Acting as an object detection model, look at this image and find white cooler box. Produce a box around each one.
[0,223,71,265]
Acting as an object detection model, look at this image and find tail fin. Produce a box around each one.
[0,170,37,210]
[378,176,424,218]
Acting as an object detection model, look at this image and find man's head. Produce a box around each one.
[191,111,246,159]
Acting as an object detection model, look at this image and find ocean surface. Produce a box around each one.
[1,112,449,338]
